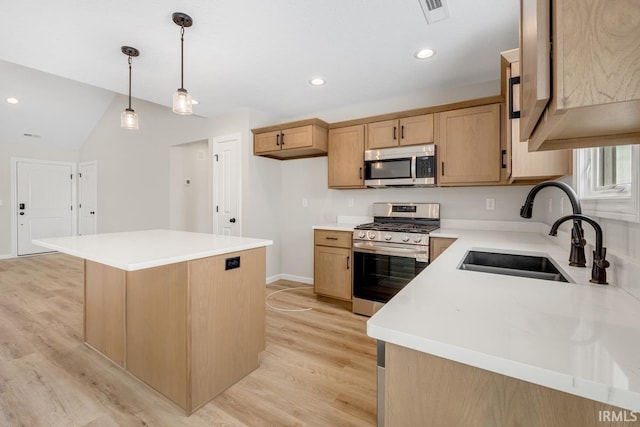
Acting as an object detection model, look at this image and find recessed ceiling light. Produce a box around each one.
[415,48,436,59]
[6,97,19,104]
[309,78,326,86]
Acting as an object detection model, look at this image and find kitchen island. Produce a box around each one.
[34,229,273,415]
[368,226,640,426]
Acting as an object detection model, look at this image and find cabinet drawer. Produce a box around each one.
[314,229,352,248]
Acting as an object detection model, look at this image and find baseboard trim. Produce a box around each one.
[266,273,313,285]
[0,253,15,260]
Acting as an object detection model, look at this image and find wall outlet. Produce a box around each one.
[560,196,565,214]
[302,198,308,208]
[485,198,495,211]
[347,198,354,208]
[0,199,3,207]
[548,198,553,213]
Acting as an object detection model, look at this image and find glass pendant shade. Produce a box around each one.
[172,88,193,115]
[121,108,139,130]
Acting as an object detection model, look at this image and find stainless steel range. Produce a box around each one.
[352,202,440,316]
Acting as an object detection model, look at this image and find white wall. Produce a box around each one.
[79,95,214,233]
[169,140,211,233]
[0,143,79,256]
[279,156,534,280]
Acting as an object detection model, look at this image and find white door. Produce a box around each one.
[16,161,74,255]
[78,161,97,235]
[213,134,242,236]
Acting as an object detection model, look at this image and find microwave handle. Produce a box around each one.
[411,156,417,182]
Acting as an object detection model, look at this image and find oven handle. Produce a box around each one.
[411,156,417,182]
[353,242,428,259]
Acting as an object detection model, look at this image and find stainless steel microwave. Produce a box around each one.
[364,144,436,188]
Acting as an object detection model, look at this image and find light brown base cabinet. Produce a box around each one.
[429,237,457,262]
[385,343,640,427]
[84,247,266,415]
[313,229,353,303]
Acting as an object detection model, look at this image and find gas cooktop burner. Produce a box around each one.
[354,222,440,234]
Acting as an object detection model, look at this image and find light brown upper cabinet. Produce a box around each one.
[252,119,329,160]
[328,125,366,189]
[437,104,502,186]
[501,49,572,183]
[520,0,640,151]
[366,114,434,150]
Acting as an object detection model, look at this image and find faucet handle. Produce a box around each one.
[595,258,610,269]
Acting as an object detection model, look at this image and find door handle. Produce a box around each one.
[19,212,25,216]
[19,203,25,210]
[230,218,236,223]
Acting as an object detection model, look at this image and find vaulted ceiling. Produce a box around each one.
[0,0,519,148]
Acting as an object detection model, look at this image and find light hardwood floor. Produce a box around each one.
[0,253,376,426]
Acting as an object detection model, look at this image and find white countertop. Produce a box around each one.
[33,229,273,271]
[312,223,359,232]
[367,228,640,412]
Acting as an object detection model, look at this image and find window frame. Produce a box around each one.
[575,145,640,223]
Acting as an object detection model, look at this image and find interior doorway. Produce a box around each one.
[169,139,212,233]
[78,161,97,235]
[213,134,242,237]
[13,159,76,255]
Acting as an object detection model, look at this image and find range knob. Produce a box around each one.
[367,231,377,240]
[383,233,393,241]
[402,235,410,243]
[358,231,366,239]
[413,235,422,243]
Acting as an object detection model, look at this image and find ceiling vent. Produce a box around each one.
[419,0,451,24]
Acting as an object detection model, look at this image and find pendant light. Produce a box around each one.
[121,46,140,130]
[172,12,193,115]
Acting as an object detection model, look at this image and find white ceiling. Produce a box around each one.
[0,0,519,148]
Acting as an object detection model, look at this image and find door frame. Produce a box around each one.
[78,160,98,235]
[10,157,78,257]
[212,134,242,236]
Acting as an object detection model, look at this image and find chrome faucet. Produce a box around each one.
[520,181,587,267]
[549,214,610,285]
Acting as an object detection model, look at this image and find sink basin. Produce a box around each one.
[458,250,571,283]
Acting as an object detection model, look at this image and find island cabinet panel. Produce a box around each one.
[126,262,189,410]
[385,343,640,427]
[84,260,125,367]
[189,247,266,410]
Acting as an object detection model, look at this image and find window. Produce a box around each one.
[576,145,640,222]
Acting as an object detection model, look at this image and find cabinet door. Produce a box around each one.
[328,125,365,188]
[281,125,313,150]
[254,130,281,154]
[438,104,502,185]
[519,0,551,142]
[314,245,352,301]
[509,61,572,181]
[367,119,399,149]
[399,114,434,146]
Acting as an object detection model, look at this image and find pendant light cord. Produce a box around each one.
[128,55,133,110]
[180,25,185,90]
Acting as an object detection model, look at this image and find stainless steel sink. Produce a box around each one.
[458,250,571,283]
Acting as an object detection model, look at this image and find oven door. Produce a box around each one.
[353,242,428,304]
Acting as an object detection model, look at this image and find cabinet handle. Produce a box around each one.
[281,133,285,146]
[276,134,280,146]
[393,126,397,140]
[401,125,405,139]
[359,167,363,180]
[501,149,507,169]
[441,161,445,176]
[325,237,339,240]
[346,256,350,270]
[509,76,521,119]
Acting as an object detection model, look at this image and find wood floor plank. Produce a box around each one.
[0,254,377,426]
